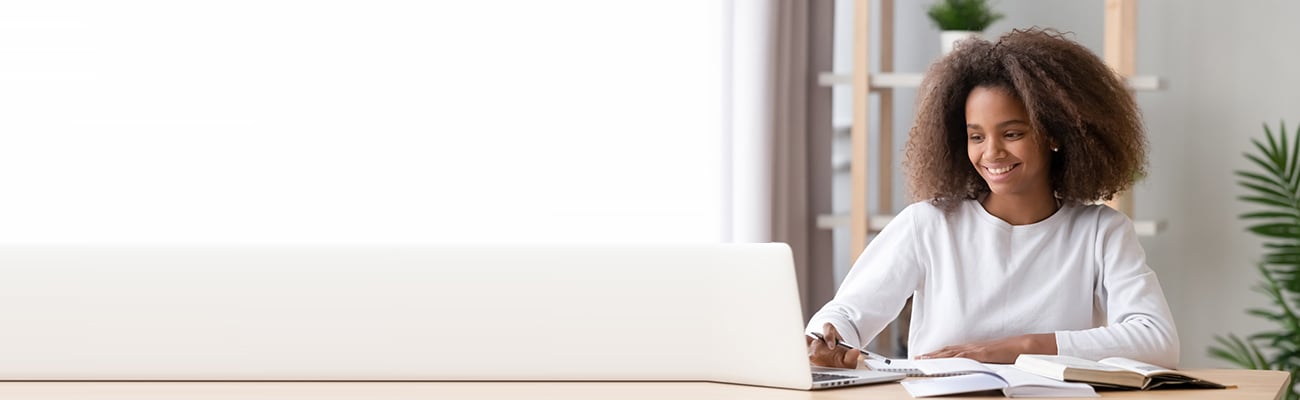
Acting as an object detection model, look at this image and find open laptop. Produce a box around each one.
[0,244,901,389]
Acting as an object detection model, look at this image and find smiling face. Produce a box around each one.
[965,86,1053,198]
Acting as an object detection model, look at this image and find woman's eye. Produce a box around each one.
[968,134,983,142]
[1005,131,1024,139]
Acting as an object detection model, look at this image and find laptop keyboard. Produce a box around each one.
[811,372,856,382]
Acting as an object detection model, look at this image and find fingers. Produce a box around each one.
[919,338,1020,363]
[840,349,861,369]
[919,346,960,359]
[809,347,851,368]
[807,326,863,369]
[821,323,840,350]
[807,337,851,368]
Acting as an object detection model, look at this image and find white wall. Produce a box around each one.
[1135,0,1300,368]
[833,0,1300,367]
[0,1,726,245]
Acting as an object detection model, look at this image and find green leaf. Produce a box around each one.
[1241,196,1298,210]
[1209,335,1254,368]
[1218,122,1300,393]
[1264,125,1281,161]
[1264,253,1300,264]
[925,0,1004,31]
[1237,170,1291,192]
[1241,181,1296,203]
[1211,334,1270,369]
[1266,258,1300,267]
[1288,122,1300,188]
[1248,223,1300,239]
[1247,151,1286,177]
[1281,125,1292,172]
[1237,169,1284,181]
[1254,137,1284,170]
[1243,212,1300,222]
[1250,309,1287,320]
[1263,246,1300,256]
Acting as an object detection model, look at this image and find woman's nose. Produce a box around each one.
[986,139,1006,159]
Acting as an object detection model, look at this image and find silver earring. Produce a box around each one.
[1051,147,1059,152]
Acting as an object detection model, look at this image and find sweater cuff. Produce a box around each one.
[1054,331,1077,357]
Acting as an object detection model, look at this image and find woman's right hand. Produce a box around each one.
[807,322,860,369]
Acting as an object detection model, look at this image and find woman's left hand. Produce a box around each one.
[917,333,1056,364]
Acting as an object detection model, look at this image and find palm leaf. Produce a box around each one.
[1250,309,1287,321]
[1280,125,1291,173]
[1266,254,1300,265]
[1216,122,1300,400]
[1210,334,1269,369]
[1246,152,1285,177]
[1237,171,1292,194]
[1248,223,1300,239]
[1240,196,1296,210]
[1242,181,1296,202]
[1263,123,1281,163]
[1287,121,1300,188]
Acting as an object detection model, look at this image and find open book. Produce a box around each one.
[1014,354,1231,390]
[898,358,1098,398]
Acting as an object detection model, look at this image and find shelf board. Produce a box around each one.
[817,213,893,233]
[816,212,1165,236]
[817,72,1162,91]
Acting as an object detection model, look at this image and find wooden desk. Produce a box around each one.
[0,369,1285,399]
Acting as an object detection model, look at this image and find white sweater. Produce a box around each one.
[807,200,1180,368]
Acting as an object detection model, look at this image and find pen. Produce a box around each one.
[806,332,892,364]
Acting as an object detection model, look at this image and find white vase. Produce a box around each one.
[940,30,981,55]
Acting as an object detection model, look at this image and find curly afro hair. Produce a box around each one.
[903,28,1147,210]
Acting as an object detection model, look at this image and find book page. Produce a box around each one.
[991,365,1099,397]
[1098,357,1175,377]
[866,359,923,376]
[900,373,1007,398]
[1025,355,1128,372]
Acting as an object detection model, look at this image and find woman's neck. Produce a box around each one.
[980,191,1060,225]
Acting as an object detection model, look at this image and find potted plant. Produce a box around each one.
[1209,121,1300,400]
[926,0,1004,54]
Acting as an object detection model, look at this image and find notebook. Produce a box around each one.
[898,358,1098,398]
[867,359,975,377]
[0,244,903,390]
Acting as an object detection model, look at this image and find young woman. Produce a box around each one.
[806,28,1178,368]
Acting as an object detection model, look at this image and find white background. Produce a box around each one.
[0,1,725,244]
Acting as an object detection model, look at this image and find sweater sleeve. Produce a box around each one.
[806,204,925,348]
[1054,210,1180,368]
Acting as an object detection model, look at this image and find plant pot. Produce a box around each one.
[940,30,981,55]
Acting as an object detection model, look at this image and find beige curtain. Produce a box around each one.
[768,0,835,321]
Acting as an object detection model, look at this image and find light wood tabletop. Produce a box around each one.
[0,369,1284,400]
